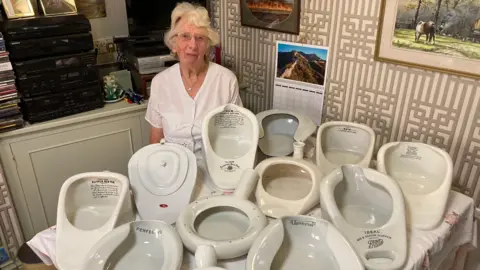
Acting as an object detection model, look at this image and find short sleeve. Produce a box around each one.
[145,77,163,128]
[229,77,243,107]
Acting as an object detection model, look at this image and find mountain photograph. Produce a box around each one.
[276,42,328,86]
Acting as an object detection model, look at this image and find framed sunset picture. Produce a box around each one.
[240,0,300,34]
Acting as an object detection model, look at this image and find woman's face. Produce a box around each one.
[173,21,209,67]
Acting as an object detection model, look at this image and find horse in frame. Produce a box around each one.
[415,21,436,44]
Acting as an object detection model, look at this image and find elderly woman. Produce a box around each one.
[145,2,242,156]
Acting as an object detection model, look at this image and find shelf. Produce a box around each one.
[0,101,148,139]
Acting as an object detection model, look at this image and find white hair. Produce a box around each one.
[164,2,219,51]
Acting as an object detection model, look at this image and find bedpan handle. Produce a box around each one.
[293,141,305,159]
[195,245,217,268]
[233,168,259,199]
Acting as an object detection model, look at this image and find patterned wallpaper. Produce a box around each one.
[0,166,23,261]
[210,0,480,203]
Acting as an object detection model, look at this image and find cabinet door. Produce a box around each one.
[140,115,151,146]
[10,116,143,239]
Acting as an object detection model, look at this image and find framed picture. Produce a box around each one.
[40,0,77,16]
[2,0,35,19]
[75,0,106,19]
[240,0,300,34]
[375,0,480,79]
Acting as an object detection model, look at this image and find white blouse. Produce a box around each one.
[145,62,243,156]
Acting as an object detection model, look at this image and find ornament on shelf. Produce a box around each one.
[103,74,124,103]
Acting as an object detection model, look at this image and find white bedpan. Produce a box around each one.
[193,245,226,270]
[377,142,453,230]
[255,142,323,218]
[128,139,197,224]
[316,121,375,174]
[176,168,268,259]
[202,103,259,191]
[256,109,316,157]
[56,172,135,270]
[246,215,364,270]
[82,220,183,270]
[320,165,407,270]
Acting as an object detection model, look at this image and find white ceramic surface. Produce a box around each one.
[254,155,323,218]
[176,168,268,260]
[377,142,453,230]
[56,172,135,270]
[292,141,305,159]
[202,103,259,190]
[256,109,317,157]
[193,245,227,270]
[82,220,183,270]
[316,121,375,174]
[320,165,407,270]
[246,215,364,270]
[128,140,197,224]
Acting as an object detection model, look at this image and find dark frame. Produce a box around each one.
[240,0,300,35]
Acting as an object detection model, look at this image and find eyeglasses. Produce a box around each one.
[175,32,208,44]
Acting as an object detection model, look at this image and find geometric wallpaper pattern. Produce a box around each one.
[0,166,24,261]
[210,0,480,203]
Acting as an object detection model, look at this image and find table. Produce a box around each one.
[27,161,476,270]
[181,163,476,270]
[182,193,474,269]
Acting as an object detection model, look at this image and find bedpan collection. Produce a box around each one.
[53,104,452,270]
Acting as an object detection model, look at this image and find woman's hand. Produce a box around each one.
[149,127,165,144]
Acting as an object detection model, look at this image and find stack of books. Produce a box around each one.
[0,33,24,133]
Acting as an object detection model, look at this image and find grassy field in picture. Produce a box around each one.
[393,29,480,60]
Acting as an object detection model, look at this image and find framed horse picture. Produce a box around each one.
[375,0,480,79]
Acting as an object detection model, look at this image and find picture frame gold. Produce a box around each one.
[2,0,35,19]
[39,0,77,16]
[374,0,480,79]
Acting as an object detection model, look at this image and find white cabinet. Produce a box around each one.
[0,103,149,240]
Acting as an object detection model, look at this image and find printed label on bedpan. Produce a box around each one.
[336,127,358,134]
[356,230,392,249]
[214,110,244,128]
[289,219,316,227]
[136,226,162,235]
[89,179,119,199]
[220,161,240,172]
[400,146,422,160]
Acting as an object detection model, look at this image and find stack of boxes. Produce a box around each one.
[4,14,103,123]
